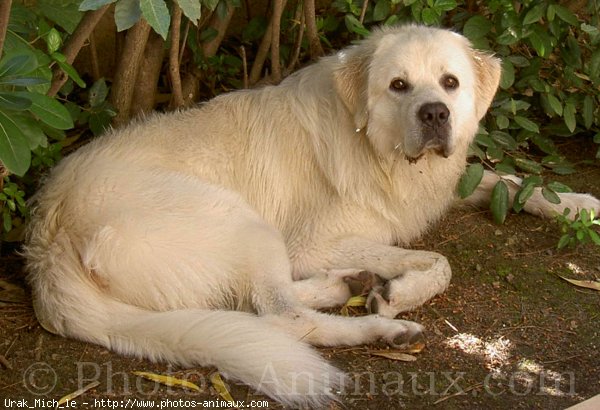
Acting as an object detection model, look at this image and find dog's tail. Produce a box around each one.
[25,232,345,408]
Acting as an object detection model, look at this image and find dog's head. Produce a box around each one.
[334,25,501,162]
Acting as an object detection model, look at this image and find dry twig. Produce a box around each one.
[169,3,185,108]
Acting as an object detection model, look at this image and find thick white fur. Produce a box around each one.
[23,25,598,406]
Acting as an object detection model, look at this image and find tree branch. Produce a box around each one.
[285,5,305,76]
[270,0,285,83]
[130,30,165,116]
[359,0,369,24]
[169,3,185,108]
[47,5,110,97]
[240,45,248,88]
[110,19,151,126]
[201,4,235,58]
[249,22,272,85]
[303,0,323,58]
[0,0,12,58]
[89,32,101,81]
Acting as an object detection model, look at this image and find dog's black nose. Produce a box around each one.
[418,102,449,127]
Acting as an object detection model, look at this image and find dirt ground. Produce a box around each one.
[1,140,599,409]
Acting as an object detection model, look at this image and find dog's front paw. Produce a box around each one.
[368,255,452,319]
[366,283,393,317]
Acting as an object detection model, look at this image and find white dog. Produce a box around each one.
[24,25,599,407]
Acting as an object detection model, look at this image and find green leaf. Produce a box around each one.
[589,230,600,246]
[13,115,47,150]
[523,4,545,25]
[542,187,561,204]
[140,0,171,40]
[496,28,519,45]
[495,161,515,175]
[14,92,74,130]
[373,0,391,21]
[79,0,117,11]
[515,184,535,205]
[433,0,456,11]
[3,209,12,232]
[557,234,571,249]
[495,114,509,129]
[177,0,202,24]
[344,15,370,36]
[89,111,113,136]
[514,182,535,213]
[514,157,543,174]
[0,77,48,87]
[56,61,86,88]
[0,111,32,176]
[551,164,576,175]
[463,15,492,40]
[500,59,514,89]
[501,98,531,113]
[45,28,62,54]
[561,36,582,68]
[37,0,83,34]
[546,93,563,116]
[553,5,579,26]
[474,133,496,148]
[458,163,484,199]
[89,79,109,107]
[0,51,38,78]
[490,131,517,150]
[115,0,142,32]
[528,31,546,57]
[547,181,572,193]
[582,95,594,129]
[532,134,557,155]
[0,92,32,111]
[491,181,509,224]
[563,101,576,133]
[53,56,86,88]
[421,8,439,25]
[514,116,540,133]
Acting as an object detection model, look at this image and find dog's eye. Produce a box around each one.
[390,78,409,92]
[442,75,459,90]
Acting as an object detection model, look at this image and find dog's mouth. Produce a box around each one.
[405,143,451,164]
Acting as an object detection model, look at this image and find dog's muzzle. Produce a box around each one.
[413,102,452,159]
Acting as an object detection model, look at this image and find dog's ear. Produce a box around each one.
[333,48,370,131]
[472,49,502,120]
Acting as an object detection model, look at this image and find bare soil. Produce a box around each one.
[1,140,599,409]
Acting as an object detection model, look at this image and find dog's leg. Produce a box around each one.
[301,238,451,319]
[292,271,357,309]
[250,234,423,347]
[462,170,600,219]
[317,237,445,280]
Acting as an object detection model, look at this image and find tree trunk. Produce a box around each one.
[130,31,165,116]
[110,19,151,126]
